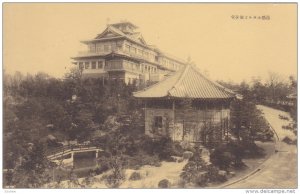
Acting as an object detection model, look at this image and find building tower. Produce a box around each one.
[72,21,186,84]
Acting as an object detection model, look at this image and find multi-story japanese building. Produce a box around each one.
[72,21,186,84]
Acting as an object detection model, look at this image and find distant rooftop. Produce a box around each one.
[111,21,138,29]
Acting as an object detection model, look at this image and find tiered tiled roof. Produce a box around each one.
[134,64,236,99]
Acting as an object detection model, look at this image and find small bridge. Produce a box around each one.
[47,144,102,167]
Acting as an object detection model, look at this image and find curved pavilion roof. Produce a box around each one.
[133,64,236,99]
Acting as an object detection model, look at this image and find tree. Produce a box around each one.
[230,100,272,143]
[266,72,288,103]
[180,148,208,187]
[210,146,233,170]
[64,67,83,82]
[103,155,126,188]
[11,142,54,188]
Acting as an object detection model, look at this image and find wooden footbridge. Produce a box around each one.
[46,144,102,167]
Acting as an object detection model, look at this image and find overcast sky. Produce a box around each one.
[3,3,297,83]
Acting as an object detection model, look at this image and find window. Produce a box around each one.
[150,54,154,61]
[85,62,90,69]
[144,52,149,58]
[111,42,117,51]
[154,116,163,128]
[110,61,115,69]
[104,45,109,52]
[98,61,103,69]
[138,49,143,55]
[91,61,96,69]
[125,45,130,53]
[117,41,123,49]
[89,44,96,52]
[132,47,137,54]
[79,62,84,70]
[96,44,103,52]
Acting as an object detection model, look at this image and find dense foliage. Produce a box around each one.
[3,69,296,188]
[3,69,141,187]
[180,148,227,187]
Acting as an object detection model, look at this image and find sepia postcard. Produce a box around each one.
[2,2,298,192]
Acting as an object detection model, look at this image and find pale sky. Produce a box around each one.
[3,3,297,83]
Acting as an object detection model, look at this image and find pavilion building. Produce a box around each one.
[72,21,186,84]
[134,64,237,146]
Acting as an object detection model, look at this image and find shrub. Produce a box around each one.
[177,178,187,188]
[194,174,208,187]
[180,149,208,187]
[137,135,155,155]
[129,172,142,181]
[205,165,227,183]
[165,156,177,162]
[183,151,194,160]
[94,164,109,175]
[101,156,126,188]
[178,158,184,163]
[102,171,125,188]
[241,142,265,158]
[172,142,185,157]
[282,125,293,130]
[282,136,297,145]
[95,156,111,175]
[81,170,96,187]
[152,137,174,160]
[293,139,297,145]
[211,141,265,170]
[210,147,233,170]
[158,179,170,188]
[293,130,297,136]
[138,136,184,161]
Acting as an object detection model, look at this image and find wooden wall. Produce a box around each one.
[144,106,230,146]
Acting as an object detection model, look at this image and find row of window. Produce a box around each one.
[124,44,155,62]
[124,60,157,73]
[161,58,180,70]
[78,61,104,70]
[89,42,123,53]
[77,60,158,73]
[123,44,181,70]
[87,42,181,71]
[106,60,122,69]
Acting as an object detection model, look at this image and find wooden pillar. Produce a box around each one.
[220,103,223,142]
[204,102,207,145]
[144,101,147,135]
[71,152,74,168]
[172,100,175,141]
[95,150,99,158]
[96,152,99,168]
